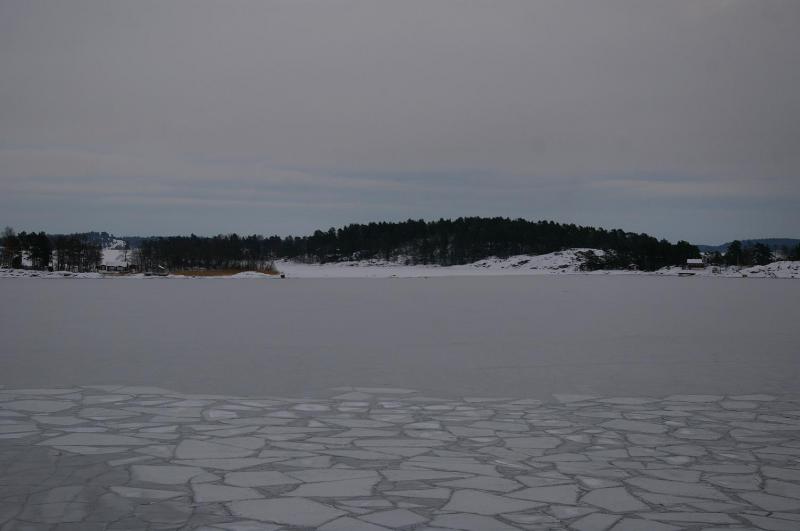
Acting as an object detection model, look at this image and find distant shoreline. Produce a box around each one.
[3,256,799,280]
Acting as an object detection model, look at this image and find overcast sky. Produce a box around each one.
[1,0,798,244]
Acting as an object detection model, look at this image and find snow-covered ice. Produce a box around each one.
[1,275,798,398]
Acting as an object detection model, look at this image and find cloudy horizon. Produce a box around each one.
[1,0,799,245]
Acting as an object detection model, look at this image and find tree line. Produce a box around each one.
[4,219,798,273]
[1,227,102,271]
[132,218,702,271]
[705,240,800,267]
[132,234,276,272]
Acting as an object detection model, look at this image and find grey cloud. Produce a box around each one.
[1,0,798,243]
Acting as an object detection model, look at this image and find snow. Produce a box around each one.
[0,268,103,279]
[740,261,800,279]
[0,268,285,280]
[655,261,800,279]
[228,271,279,279]
[95,238,130,267]
[101,248,128,267]
[470,248,606,272]
[275,249,608,278]
[276,251,800,279]
[171,271,280,279]
[101,239,130,266]
[3,247,799,279]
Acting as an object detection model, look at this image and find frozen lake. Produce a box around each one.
[1,276,798,398]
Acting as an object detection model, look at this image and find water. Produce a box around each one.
[1,276,798,398]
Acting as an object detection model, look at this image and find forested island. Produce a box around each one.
[2,218,799,273]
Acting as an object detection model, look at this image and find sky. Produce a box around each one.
[1,0,798,244]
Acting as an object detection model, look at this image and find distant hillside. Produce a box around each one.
[697,238,800,253]
[132,217,700,271]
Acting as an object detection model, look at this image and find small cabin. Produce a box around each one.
[685,258,705,269]
[98,264,134,273]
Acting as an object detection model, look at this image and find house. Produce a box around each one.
[685,258,705,269]
[98,264,135,273]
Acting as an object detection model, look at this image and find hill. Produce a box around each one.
[132,217,699,272]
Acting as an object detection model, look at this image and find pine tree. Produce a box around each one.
[725,241,743,266]
[751,243,773,266]
[30,232,52,269]
[1,227,22,268]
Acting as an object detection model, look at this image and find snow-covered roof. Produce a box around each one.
[686,258,704,264]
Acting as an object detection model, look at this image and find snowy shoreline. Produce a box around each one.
[274,256,800,279]
[2,248,799,279]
